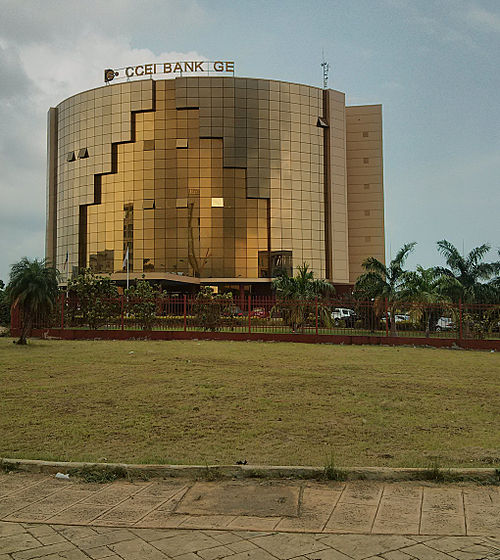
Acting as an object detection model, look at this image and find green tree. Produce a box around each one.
[354,242,416,336]
[192,286,233,331]
[0,280,11,327]
[272,263,335,331]
[434,240,500,304]
[400,266,450,337]
[68,268,119,329]
[6,258,59,344]
[124,278,159,330]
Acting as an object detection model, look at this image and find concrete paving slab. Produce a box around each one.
[177,481,300,517]
[324,503,378,533]
[339,484,384,507]
[109,538,171,560]
[317,535,415,560]
[151,532,221,556]
[0,532,41,555]
[226,516,282,532]
[249,532,329,559]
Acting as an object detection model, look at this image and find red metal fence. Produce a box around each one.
[12,295,500,343]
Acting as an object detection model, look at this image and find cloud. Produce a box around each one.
[466,6,500,33]
[0,1,208,281]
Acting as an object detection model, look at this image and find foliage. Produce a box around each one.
[462,306,500,339]
[323,453,348,481]
[434,240,500,304]
[192,286,233,331]
[0,279,10,326]
[400,266,450,336]
[125,278,160,330]
[272,263,335,331]
[354,242,416,335]
[68,268,119,329]
[69,465,128,483]
[6,257,59,344]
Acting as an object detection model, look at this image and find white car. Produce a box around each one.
[331,308,357,326]
[436,317,455,331]
[381,313,410,323]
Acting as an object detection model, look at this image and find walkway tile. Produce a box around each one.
[179,515,237,530]
[152,532,221,556]
[317,535,414,560]
[109,538,170,560]
[11,541,75,560]
[0,521,25,536]
[466,504,500,536]
[339,483,384,507]
[0,533,40,555]
[177,482,300,518]
[420,511,466,536]
[399,543,456,559]
[249,533,329,559]
[304,549,353,559]
[63,528,137,549]
[324,503,378,533]
[227,516,281,532]
[277,486,342,532]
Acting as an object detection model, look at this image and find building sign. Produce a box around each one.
[104,60,235,83]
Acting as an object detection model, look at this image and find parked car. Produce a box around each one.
[436,317,455,331]
[331,307,357,327]
[250,308,269,318]
[381,313,410,324]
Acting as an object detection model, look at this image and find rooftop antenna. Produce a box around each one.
[321,50,330,90]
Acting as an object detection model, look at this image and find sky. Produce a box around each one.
[0,0,499,283]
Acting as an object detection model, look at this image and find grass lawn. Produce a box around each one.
[0,337,498,468]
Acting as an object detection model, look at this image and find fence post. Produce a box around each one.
[459,298,463,339]
[315,297,318,335]
[120,295,124,331]
[183,294,187,332]
[60,292,65,330]
[385,298,389,337]
[248,294,251,334]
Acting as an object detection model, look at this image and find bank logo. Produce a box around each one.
[104,69,119,83]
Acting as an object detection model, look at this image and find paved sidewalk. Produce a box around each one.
[1,522,500,560]
[1,473,500,559]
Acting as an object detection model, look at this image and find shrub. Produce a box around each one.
[192,287,233,331]
[68,269,119,329]
[125,279,160,330]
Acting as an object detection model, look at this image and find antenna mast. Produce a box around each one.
[321,50,330,89]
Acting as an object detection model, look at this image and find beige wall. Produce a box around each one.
[345,105,385,283]
[326,90,349,284]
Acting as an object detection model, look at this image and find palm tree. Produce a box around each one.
[434,241,500,304]
[7,258,59,344]
[272,263,335,331]
[401,266,449,337]
[354,242,416,335]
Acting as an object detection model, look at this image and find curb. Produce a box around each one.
[1,458,498,483]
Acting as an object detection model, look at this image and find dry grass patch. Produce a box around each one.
[0,338,498,468]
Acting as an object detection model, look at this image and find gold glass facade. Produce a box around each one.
[46,76,384,286]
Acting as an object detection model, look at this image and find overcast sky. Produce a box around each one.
[0,0,499,283]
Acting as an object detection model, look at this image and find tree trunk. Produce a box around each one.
[16,314,32,345]
[390,304,397,337]
[425,311,430,338]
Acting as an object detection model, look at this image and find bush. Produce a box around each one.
[192,287,233,331]
[125,279,160,330]
[68,269,119,329]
